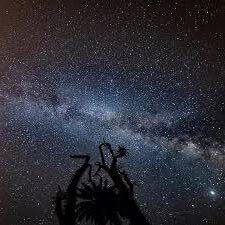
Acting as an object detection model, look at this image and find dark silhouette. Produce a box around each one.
[54,155,90,225]
[54,140,150,225]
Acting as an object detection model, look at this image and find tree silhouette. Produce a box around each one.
[54,140,150,225]
[75,180,121,225]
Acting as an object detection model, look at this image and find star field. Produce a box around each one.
[0,1,225,225]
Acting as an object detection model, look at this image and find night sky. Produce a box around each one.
[1,1,225,225]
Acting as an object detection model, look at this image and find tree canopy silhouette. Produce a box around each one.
[54,140,150,225]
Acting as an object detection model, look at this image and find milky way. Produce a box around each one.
[1,1,225,225]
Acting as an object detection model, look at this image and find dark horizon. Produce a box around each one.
[0,1,225,224]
